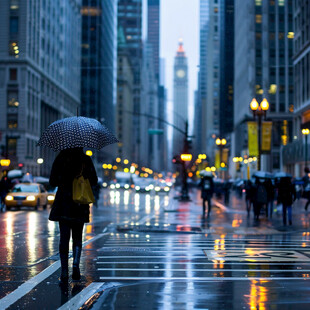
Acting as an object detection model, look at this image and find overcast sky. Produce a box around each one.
[160,0,200,134]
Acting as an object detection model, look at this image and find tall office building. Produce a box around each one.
[282,0,310,175]
[173,40,188,155]
[117,0,143,164]
[219,0,234,136]
[233,0,293,172]
[0,0,81,176]
[116,26,134,162]
[195,0,209,154]
[81,0,117,163]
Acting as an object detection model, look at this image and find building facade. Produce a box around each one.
[282,0,310,176]
[81,0,117,165]
[233,0,293,175]
[173,40,188,156]
[117,0,143,164]
[0,0,81,176]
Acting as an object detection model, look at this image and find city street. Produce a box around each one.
[1,188,310,309]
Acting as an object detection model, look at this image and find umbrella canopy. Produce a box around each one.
[274,172,292,179]
[199,170,213,177]
[7,169,23,179]
[253,171,273,179]
[37,116,119,151]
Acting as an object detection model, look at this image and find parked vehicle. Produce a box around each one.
[5,183,48,210]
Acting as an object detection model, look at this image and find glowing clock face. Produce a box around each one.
[176,69,185,78]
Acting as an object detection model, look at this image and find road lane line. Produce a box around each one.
[96,261,310,265]
[0,232,109,309]
[57,282,103,310]
[99,276,310,281]
[97,268,310,272]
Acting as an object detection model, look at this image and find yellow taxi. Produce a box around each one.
[5,183,48,211]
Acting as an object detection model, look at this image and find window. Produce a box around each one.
[10,17,18,34]
[278,0,285,6]
[256,14,262,23]
[7,90,19,107]
[10,0,19,10]
[7,114,18,128]
[9,68,17,80]
[9,41,19,57]
[7,138,17,156]
[255,0,262,5]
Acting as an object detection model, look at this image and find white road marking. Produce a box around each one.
[0,233,109,309]
[57,282,103,310]
[97,268,310,272]
[96,261,310,265]
[99,276,310,281]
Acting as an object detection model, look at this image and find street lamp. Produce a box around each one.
[215,137,227,177]
[250,98,269,170]
[302,128,310,169]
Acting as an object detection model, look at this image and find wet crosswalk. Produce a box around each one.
[96,233,310,282]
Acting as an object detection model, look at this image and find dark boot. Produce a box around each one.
[59,251,69,284]
[72,246,82,281]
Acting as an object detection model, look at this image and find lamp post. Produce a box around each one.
[250,98,269,171]
[302,128,310,169]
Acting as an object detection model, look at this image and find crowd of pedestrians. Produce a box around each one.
[198,168,310,226]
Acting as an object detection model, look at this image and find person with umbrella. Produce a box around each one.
[198,171,214,217]
[38,116,118,284]
[277,174,296,225]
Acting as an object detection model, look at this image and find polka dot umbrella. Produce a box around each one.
[37,116,119,151]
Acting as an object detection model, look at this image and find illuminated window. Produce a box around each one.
[287,32,294,39]
[256,14,262,23]
[278,0,285,6]
[9,41,19,57]
[7,138,17,156]
[10,16,18,34]
[7,91,19,107]
[269,84,277,94]
[10,0,19,10]
[279,32,284,39]
[81,7,102,16]
[7,114,18,129]
[255,0,262,5]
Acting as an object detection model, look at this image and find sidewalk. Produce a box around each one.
[3,189,310,309]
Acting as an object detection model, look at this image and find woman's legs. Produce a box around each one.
[58,220,71,281]
[71,222,84,280]
[287,206,292,225]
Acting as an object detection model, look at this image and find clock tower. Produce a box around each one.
[173,39,188,154]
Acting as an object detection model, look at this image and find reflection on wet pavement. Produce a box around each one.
[3,189,310,309]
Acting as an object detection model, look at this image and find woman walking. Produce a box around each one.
[49,147,97,283]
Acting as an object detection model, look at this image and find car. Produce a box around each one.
[5,183,48,210]
[154,180,171,194]
[134,178,153,193]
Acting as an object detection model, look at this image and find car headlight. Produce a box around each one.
[102,182,108,188]
[26,195,36,201]
[148,184,154,190]
[124,184,130,189]
[116,183,120,189]
[5,195,13,201]
[135,186,140,191]
[110,184,115,189]
[155,186,160,191]
[47,195,55,201]
[164,187,170,192]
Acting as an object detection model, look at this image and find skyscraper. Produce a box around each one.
[0,0,81,175]
[81,0,117,162]
[117,0,143,164]
[173,40,188,155]
[233,0,293,172]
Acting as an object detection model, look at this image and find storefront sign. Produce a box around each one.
[247,122,258,156]
[262,121,272,153]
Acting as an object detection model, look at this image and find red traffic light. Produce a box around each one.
[18,163,24,168]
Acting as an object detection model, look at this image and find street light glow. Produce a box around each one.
[86,150,93,156]
[37,158,44,164]
[216,138,221,145]
[250,98,259,111]
[260,98,269,111]
[181,154,192,161]
[302,129,310,135]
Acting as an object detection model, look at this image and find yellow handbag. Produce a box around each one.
[72,175,95,204]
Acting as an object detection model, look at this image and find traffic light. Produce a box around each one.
[18,163,24,168]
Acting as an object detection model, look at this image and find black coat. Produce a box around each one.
[277,178,296,206]
[199,177,214,200]
[49,148,98,223]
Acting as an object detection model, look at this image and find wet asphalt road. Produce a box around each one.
[2,188,310,309]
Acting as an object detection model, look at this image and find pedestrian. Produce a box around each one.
[253,178,268,220]
[198,174,214,217]
[223,180,231,205]
[245,180,255,216]
[265,178,275,218]
[0,170,12,212]
[49,147,97,284]
[277,177,296,225]
[302,167,310,211]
